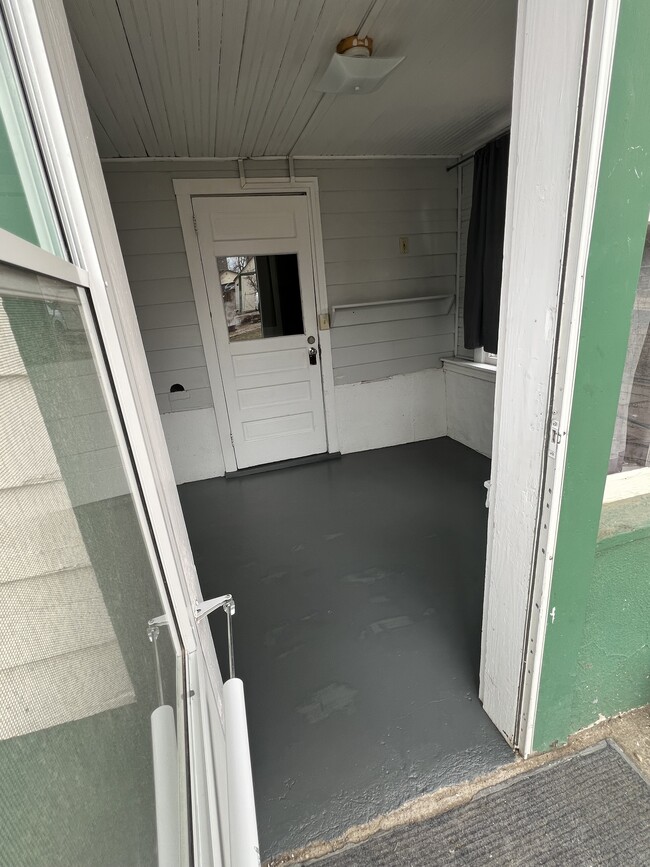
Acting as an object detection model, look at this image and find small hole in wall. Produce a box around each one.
[170,383,185,393]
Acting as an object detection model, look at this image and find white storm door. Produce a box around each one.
[194,195,327,469]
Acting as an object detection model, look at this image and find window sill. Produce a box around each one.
[442,357,497,383]
[603,466,650,503]
[599,468,650,547]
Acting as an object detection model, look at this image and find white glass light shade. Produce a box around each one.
[315,53,405,94]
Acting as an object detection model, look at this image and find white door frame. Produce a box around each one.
[516,0,621,756]
[175,178,339,474]
[480,0,621,752]
[193,195,328,469]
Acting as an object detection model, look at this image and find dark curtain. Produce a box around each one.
[463,132,510,354]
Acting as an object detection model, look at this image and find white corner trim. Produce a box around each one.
[443,357,497,383]
[173,177,340,460]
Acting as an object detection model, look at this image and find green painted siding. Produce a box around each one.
[534,0,650,751]
[570,497,650,732]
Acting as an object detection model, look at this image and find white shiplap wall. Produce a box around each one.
[456,160,474,359]
[103,158,458,412]
[331,298,455,385]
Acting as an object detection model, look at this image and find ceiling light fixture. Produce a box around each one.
[315,35,405,95]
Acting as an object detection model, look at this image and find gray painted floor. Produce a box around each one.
[178,438,515,860]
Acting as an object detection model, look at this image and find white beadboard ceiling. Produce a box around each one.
[62,0,517,159]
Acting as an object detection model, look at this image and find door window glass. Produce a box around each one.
[0,19,65,256]
[0,264,186,866]
[217,253,304,341]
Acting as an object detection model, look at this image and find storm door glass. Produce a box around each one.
[0,263,187,866]
[217,253,304,341]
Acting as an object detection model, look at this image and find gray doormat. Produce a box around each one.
[305,742,650,866]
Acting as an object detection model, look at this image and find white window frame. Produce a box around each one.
[0,224,84,284]
[473,347,497,366]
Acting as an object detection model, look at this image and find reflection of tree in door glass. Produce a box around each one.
[217,253,304,341]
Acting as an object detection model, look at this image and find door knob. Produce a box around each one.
[308,347,318,365]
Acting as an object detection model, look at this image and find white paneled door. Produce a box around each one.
[194,195,327,469]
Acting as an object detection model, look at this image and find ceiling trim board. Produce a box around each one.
[100,153,461,164]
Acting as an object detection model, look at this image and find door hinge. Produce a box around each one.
[230,433,234,446]
[548,419,563,458]
[192,213,198,233]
